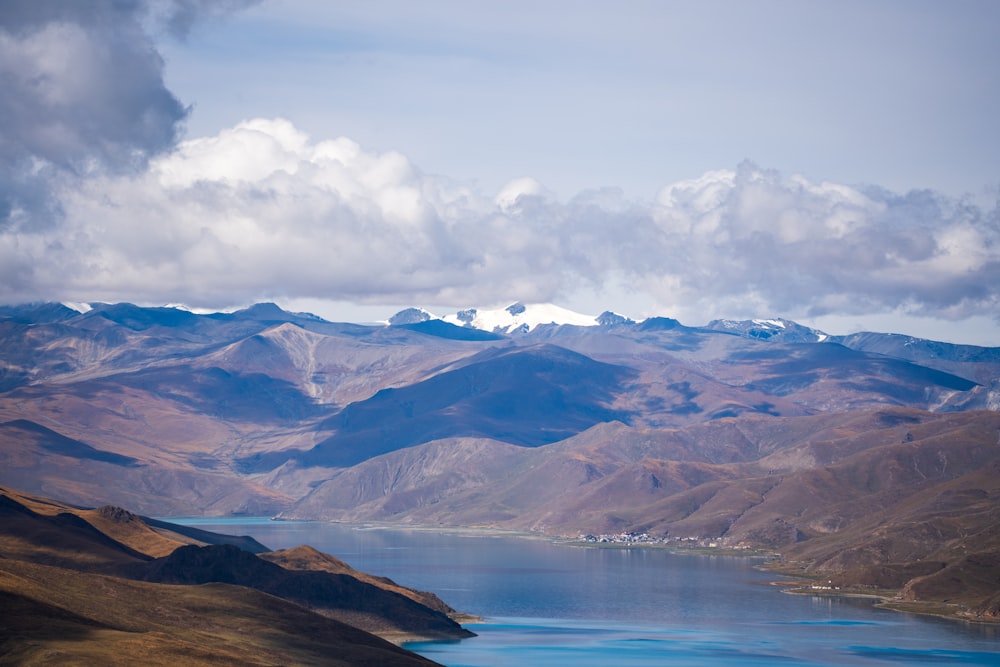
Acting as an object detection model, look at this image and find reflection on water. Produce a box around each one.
[172,519,1000,666]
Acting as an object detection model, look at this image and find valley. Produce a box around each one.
[1,301,998,622]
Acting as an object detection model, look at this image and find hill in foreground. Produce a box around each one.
[0,484,471,665]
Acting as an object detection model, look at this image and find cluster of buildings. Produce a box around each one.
[576,532,758,550]
[577,531,667,545]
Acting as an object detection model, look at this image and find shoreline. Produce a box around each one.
[779,584,997,625]
[268,516,553,542]
[758,560,1000,627]
[178,516,1000,628]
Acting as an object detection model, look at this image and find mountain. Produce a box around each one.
[260,545,468,620]
[441,302,602,333]
[1,301,998,620]
[394,301,636,334]
[128,543,472,641]
[0,484,471,664]
[280,409,1000,620]
[238,344,636,471]
[703,317,830,342]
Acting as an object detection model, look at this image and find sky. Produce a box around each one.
[1,0,998,344]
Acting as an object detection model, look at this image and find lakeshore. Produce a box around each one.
[565,530,1000,627]
[175,517,1000,666]
[225,519,1000,628]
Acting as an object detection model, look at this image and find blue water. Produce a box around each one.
[173,518,1000,666]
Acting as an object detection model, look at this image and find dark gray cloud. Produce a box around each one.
[155,0,261,39]
[0,0,255,231]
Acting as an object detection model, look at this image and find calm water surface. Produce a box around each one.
[174,518,1000,666]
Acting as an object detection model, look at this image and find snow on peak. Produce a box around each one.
[597,311,635,327]
[442,302,599,334]
[388,307,435,325]
[705,317,829,342]
[161,303,225,315]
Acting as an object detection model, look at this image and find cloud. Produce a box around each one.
[2,3,997,335]
[635,163,1000,323]
[0,0,259,232]
[2,115,997,331]
[40,118,568,308]
[149,0,262,39]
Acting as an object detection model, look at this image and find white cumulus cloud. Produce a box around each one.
[2,116,997,335]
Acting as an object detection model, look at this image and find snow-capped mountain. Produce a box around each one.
[703,317,829,343]
[443,303,602,334]
[387,302,632,334]
[388,303,834,339]
[387,307,436,325]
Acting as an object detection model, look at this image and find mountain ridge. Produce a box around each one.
[1,301,998,621]
[0,482,473,662]
[5,297,997,353]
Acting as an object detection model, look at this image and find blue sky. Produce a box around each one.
[2,0,998,343]
[163,1,1000,204]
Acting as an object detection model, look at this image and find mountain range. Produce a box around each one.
[1,300,998,620]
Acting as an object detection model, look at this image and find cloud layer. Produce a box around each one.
[2,116,997,327]
[1,3,997,334]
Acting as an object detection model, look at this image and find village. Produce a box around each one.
[575,532,754,549]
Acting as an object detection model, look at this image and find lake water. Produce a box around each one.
[174,518,1000,666]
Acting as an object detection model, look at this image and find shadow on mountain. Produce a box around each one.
[0,419,142,467]
[87,366,325,423]
[739,343,977,398]
[240,344,636,471]
[0,494,150,571]
[127,543,473,640]
[398,319,505,341]
[140,516,270,553]
[0,485,468,663]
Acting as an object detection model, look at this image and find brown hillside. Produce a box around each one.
[127,544,473,641]
[279,410,1000,620]
[262,545,462,618]
[0,484,267,557]
[0,559,438,666]
[0,485,473,662]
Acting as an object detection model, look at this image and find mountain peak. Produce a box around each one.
[704,317,828,342]
[506,302,527,316]
[388,307,434,325]
[441,302,599,334]
[389,303,662,334]
[597,311,635,327]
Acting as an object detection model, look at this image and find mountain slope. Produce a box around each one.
[240,344,636,471]
[1,301,998,619]
[0,559,440,666]
[0,485,472,662]
[261,545,466,619]
[279,409,1000,618]
[129,543,472,640]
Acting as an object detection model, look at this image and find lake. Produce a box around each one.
[173,518,1000,666]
